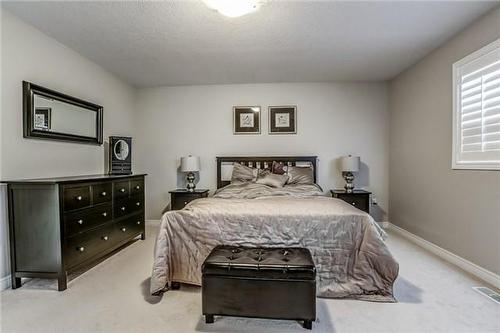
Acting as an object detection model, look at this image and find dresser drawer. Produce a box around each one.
[114,196,144,218]
[114,180,129,199]
[64,203,112,238]
[130,179,144,196]
[172,194,205,210]
[64,224,116,269]
[341,195,368,211]
[92,183,112,204]
[63,185,91,211]
[114,214,144,242]
[169,190,209,210]
[337,194,369,213]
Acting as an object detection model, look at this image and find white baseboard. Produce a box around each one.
[387,223,500,290]
[145,219,161,226]
[1,275,11,291]
[379,221,390,228]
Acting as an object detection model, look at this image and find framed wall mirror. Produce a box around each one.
[23,81,103,145]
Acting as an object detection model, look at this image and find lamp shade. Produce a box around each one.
[340,155,360,172]
[180,155,200,172]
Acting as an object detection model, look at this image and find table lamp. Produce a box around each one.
[180,155,200,192]
[340,155,360,193]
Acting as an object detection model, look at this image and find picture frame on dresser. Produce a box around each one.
[4,174,146,291]
[109,136,132,175]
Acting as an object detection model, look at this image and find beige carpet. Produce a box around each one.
[1,225,499,333]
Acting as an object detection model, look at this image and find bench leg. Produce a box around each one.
[58,273,68,291]
[170,281,181,290]
[11,276,21,289]
[205,314,214,324]
[303,320,312,330]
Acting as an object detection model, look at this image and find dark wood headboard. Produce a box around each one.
[216,156,318,189]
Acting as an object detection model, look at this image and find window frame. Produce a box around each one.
[452,38,500,170]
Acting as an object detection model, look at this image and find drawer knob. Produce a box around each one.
[120,188,126,193]
[76,196,82,201]
[184,201,188,205]
[101,191,107,196]
[135,185,140,190]
[121,227,127,232]
[102,212,107,217]
[121,206,126,211]
[137,221,141,225]
[77,246,85,252]
[77,219,83,225]
[102,236,109,241]
[136,202,141,206]
[352,202,356,206]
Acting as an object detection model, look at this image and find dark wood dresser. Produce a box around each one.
[4,174,146,291]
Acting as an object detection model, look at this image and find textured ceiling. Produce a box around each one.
[2,1,498,87]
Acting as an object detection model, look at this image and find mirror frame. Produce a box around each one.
[23,81,103,145]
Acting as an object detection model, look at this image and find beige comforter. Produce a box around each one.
[150,183,399,302]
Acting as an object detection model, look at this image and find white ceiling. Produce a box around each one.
[3,1,498,87]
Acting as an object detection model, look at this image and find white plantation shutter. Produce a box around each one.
[453,38,500,170]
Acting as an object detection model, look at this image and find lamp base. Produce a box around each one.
[343,172,355,193]
[186,172,196,192]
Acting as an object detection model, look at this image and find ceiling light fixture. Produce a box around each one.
[202,0,265,18]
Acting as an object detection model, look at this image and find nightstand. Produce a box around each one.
[330,189,371,213]
[169,189,209,210]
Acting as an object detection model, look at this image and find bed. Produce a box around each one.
[150,156,399,302]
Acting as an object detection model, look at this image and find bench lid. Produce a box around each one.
[202,245,316,280]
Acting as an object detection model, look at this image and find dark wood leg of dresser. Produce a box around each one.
[141,232,145,240]
[11,276,21,289]
[58,273,67,291]
[170,281,181,290]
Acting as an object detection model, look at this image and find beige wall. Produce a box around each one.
[135,82,390,221]
[389,7,500,275]
[1,10,136,180]
[0,10,136,287]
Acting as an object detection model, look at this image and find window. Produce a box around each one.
[452,38,500,170]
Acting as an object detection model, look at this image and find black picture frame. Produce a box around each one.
[23,81,103,145]
[233,106,261,134]
[269,105,297,134]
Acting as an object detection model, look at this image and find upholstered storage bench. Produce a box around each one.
[202,245,316,329]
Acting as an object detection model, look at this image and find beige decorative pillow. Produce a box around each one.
[231,163,258,183]
[256,171,289,188]
[287,166,314,185]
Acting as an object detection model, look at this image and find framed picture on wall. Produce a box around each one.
[33,107,51,131]
[233,106,261,134]
[269,105,296,134]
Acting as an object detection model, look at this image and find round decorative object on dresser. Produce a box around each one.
[109,136,132,175]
